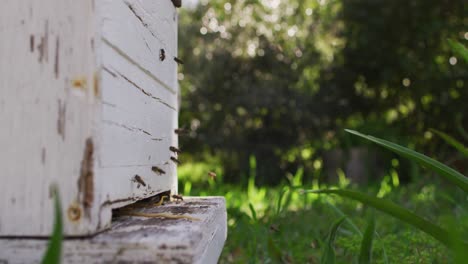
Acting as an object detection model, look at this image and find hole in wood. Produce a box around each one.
[67,203,82,222]
[111,191,202,222]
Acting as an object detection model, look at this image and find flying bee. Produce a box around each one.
[151,166,166,175]
[133,175,146,187]
[208,171,217,180]
[159,49,165,61]
[172,194,183,202]
[173,56,184,65]
[310,241,317,249]
[174,128,188,135]
[170,156,181,165]
[269,224,280,233]
[169,146,182,154]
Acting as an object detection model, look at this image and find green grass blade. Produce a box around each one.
[248,202,258,222]
[448,39,468,63]
[304,189,468,249]
[358,211,376,264]
[321,216,346,264]
[326,201,362,236]
[276,188,287,216]
[41,185,63,264]
[374,232,389,264]
[345,129,468,193]
[267,236,283,262]
[455,114,468,141]
[430,129,468,158]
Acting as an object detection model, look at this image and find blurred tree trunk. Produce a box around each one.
[254,148,283,186]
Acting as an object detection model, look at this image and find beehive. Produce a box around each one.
[0,0,179,236]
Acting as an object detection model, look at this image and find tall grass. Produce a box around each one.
[179,155,455,262]
[41,185,63,264]
[303,128,468,262]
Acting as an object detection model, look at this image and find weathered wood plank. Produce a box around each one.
[0,197,227,264]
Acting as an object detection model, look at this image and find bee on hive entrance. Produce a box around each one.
[151,166,166,175]
[172,194,183,202]
[169,146,182,154]
[159,49,165,61]
[171,0,182,8]
[132,175,146,187]
[170,157,181,165]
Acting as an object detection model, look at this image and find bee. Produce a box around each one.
[208,171,217,180]
[170,156,181,165]
[310,241,317,249]
[133,175,146,187]
[173,56,184,65]
[169,146,182,154]
[171,0,182,8]
[269,224,280,232]
[151,166,166,175]
[159,49,165,61]
[174,128,188,135]
[172,194,183,202]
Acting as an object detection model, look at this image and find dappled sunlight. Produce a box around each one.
[336,168,351,189]
[376,175,393,198]
[415,185,436,203]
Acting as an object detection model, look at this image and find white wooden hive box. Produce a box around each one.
[0,0,180,236]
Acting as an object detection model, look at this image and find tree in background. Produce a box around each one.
[329,0,467,144]
[178,0,467,185]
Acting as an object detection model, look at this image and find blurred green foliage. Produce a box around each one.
[178,159,465,263]
[178,0,468,185]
